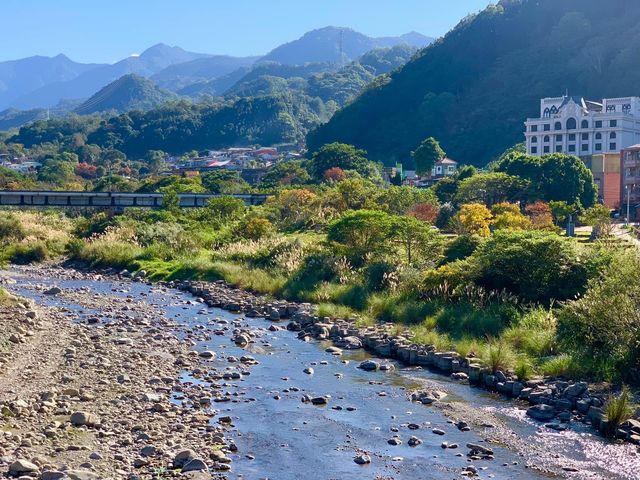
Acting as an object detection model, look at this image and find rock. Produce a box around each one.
[182,458,208,472]
[198,350,216,359]
[174,449,197,468]
[311,397,328,405]
[388,436,402,445]
[325,346,343,355]
[451,372,469,381]
[303,367,314,375]
[41,472,66,480]
[527,404,556,421]
[411,390,447,405]
[563,382,588,398]
[9,459,39,474]
[335,336,363,350]
[467,443,494,455]
[432,428,446,435]
[354,454,371,465]
[66,471,100,480]
[44,286,62,295]
[358,360,379,371]
[408,436,423,447]
[70,411,99,427]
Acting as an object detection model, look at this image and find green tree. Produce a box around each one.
[201,170,250,194]
[455,173,529,206]
[392,215,443,265]
[309,143,371,179]
[260,161,311,188]
[145,150,168,175]
[327,210,394,264]
[412,137,445,175]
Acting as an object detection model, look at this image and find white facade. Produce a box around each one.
[524,96,640,157]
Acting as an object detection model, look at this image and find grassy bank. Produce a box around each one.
[0,205,637,385]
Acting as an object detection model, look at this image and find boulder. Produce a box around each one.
[70,411,99,427]
[182,458,208,472]
[9,459,39,474]
[358,360,379,371]
[527,404,556,421]
[354,454,371,465]
[174,449,197,468]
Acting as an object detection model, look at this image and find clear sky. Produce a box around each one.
[3,0,492,63]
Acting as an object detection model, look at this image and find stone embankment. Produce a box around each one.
[176,279,640,446]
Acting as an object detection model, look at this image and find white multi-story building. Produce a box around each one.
[524,96,640,157]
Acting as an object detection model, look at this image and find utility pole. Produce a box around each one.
[626,184,635,226]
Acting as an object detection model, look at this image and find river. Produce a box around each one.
[3,265,639,480]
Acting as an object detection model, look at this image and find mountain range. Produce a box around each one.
[0,27,433,113]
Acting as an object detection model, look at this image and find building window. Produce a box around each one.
[581,120,589,129]
[595,120,602,128]
[596,132,602,140]
[531,125,538,132]
[607,105,616,113]
[569,133,576,141]
[544,146,550,153]
[582,144,589,151]
[531,146,537,154]
[543,108,551,118]
[610,132,617,139]
[611,120,618,127]
[595,143,602,151]
[555,121,562,131]
[543,124,550,131]
[531,136,537,143]
[556,145,562,153]
[610,143,617,150]
[568,145,576,152]
[581,133,589,141]
[543,135,550,143]
[566,118,577,130]
[556,134,563,142]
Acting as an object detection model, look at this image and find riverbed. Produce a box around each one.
[3,265,639,480]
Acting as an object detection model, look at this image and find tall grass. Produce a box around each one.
[605,386,633,437]
[481,340,516,373]
[539,354,574,377]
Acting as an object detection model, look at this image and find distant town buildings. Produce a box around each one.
[402,157,458,187]
[524,95,640,211]
[0,154,41,173]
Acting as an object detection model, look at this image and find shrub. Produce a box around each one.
[442,235,482,263]
[558,249,640,382]
[481,340,516,373]
[365,261,398,292]
[0,215,25,241]
[605,386,633,437]
[515,358,535,381]
[4,241,50,264]
[472,230,591,304]
[539,354,574,378]
[236,217,275,240]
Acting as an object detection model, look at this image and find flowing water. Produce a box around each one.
[4,266,639,480]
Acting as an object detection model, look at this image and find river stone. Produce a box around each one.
[354,454,371,465]
[467,443,494,455]
[70,411,99,427]
[563,382,588,398]
[41,472,66,480]
[174,449,197,468]
[9,459,39,474]
[182,458,208,472]
[311,396,328,405]
[527,404,556,421]
[303,367,314,375]
[358,360,379,371]
[44,286,62,295]
[198,350,216,359]
[66,471,100,480]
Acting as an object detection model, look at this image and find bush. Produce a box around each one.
[364,261,398,292]
[236,217,275,240]
[605,386,633,437]
[472,230,592,304]
[3,241,50,264]
[442,235,482,263]
[0,215,25,241]
[558,250,640,382]
[481,340,516,373]
[539,354,574,378]
[515,358,535,381]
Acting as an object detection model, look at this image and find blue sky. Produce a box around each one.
[4,0,492,63]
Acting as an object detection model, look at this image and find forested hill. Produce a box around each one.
[308,0,640,167]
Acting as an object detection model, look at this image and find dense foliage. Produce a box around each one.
[308,0,640,166]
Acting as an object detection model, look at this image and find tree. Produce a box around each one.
[455,173,529,206]
[205,196,246,224]
[454,203,493,237]
[260,161,311,188]
[392,215,443,265]
[581,204,613,238]
[524,201,555,230]
[412,137,445,175]
[327,210,394,264]
[408,203,440,224]
[309,143,371,179]
[201,170,250,194]
[496,152,597,208]
[491,202,531,230]
[145,150,168,175]
[237,217,275,240]
[323,167,346,183]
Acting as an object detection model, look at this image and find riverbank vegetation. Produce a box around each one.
[0,146,637,386]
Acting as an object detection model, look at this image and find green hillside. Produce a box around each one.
[75,74,176,114]
[308,0,640,166]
